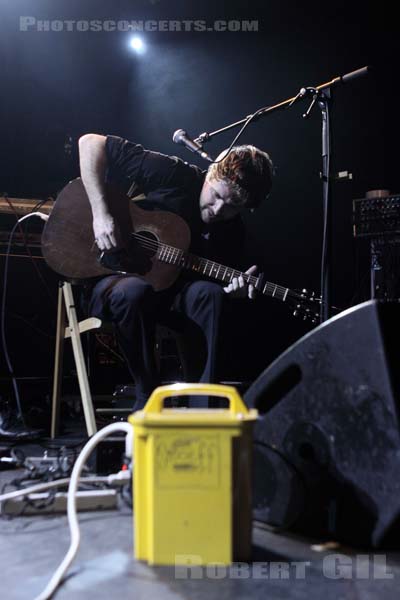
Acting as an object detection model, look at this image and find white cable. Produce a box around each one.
[0,471,131,503]
[17,212,49,223]
[34,422,132,600]
[0,476,109,503]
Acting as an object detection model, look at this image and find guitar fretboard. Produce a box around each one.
[156,240,290,302]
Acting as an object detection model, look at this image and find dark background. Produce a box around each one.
[0,0,398,399]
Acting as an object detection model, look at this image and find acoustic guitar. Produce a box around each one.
[41,178,320,322]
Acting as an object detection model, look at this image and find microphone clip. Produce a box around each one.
[172,129,213,162]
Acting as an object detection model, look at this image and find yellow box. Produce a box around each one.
[129,383,258,566]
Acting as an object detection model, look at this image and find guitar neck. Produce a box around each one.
[157,244,292,303]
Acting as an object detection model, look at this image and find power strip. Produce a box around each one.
[3,489,118,515]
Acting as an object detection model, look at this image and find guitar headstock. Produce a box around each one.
[290,288,321,324]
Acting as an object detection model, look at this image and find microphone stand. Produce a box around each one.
[193,66,369,323]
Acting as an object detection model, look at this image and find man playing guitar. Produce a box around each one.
[78,133,274,408]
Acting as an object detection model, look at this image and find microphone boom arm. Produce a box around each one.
[194,66,369,145]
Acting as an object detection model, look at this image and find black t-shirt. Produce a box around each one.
[105,135,245,266]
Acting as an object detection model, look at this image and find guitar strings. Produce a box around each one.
[130,231,308,303]
[131,231,305,301]
[131,232,264,286]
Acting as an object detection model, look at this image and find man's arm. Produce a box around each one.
[78,133,118,251]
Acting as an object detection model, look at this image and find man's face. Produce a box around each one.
[199,178,244,224]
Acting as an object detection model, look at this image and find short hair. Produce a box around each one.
[206,145,274,209]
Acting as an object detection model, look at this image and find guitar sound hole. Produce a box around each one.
[132,230,158,258]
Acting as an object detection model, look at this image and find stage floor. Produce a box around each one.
[1,435,400,600]
[1,482,400,598]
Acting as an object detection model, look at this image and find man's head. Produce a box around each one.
[199,145,273,224]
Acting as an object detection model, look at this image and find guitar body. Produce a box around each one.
[41,178,191,290]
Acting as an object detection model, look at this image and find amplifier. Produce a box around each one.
[353,193,400,238]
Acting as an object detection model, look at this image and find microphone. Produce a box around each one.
[172,129,213,162]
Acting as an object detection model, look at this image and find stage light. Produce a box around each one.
[129,36,145,54]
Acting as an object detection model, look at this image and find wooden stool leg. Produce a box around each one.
[63,283,97,437]
[50,284,66,438]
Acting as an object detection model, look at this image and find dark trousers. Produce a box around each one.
[88,275,225,407]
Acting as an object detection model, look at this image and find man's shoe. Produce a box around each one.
[0,413,43,442]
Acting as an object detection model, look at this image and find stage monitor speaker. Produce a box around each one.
[244,300,400,547]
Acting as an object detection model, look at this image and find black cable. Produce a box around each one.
[319,98,331,322]
[23,488,57,513]
[2,194,55,307]
[208,105,277,166]
[1,213,50,423]
[9,312,55,339]
[30,197,53,213]
[22,209,56,307]
[1,219,27,421]
[94,332,124,363]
